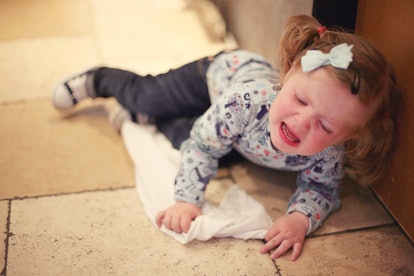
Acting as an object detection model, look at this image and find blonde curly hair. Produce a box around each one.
[279,15,400,185]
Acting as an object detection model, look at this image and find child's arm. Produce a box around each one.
[263,146,344,260]
[260,211,309,261]
[156,51,275,234]
[155,201,202,233]
[155,97,239,233]
[288,149,344,234]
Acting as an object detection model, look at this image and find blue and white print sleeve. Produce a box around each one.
[174,91,247,206]
[174,50,273,206]
[286,146,345,235]
[206,49,273,102]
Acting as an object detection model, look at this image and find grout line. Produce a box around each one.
[258,239,282,275]
[0,185,135,202]
[1,200,11,276]
[271,259,282,276]
[0,96,50,106]
[309,222,397,239]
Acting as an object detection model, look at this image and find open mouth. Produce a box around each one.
[281,123,300,144]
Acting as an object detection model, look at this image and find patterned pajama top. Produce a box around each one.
[174,50,345,234]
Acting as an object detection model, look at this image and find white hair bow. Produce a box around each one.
[301,43,354,72]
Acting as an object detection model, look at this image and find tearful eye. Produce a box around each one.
[295,95,307,106]
[319,121,333,134]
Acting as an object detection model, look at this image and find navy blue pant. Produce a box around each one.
[92,57,212,149]
[92,54,242,165]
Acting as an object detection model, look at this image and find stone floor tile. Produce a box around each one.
[204,177,235,206]
[0,201,9,274]
[230,162,394,235]
[0,100,134,199]
[231,163,296,220]
[0,0,92,40]
[91,0,235,71]
[0,36,98,103]
[7,188,277,275]
[3,0,412,274]
[275,225,414,276]
[316,177,394,235]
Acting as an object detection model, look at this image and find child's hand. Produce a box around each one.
[155,202,202,233]
[260,212,309,261]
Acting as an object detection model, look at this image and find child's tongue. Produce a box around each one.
[282,123,300,143]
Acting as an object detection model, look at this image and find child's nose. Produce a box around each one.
[296,112,312,132]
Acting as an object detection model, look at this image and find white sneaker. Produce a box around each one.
[52,69,97,111]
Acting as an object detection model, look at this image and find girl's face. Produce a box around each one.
[269,67,369,156]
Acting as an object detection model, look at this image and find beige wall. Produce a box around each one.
[214,0,312,66]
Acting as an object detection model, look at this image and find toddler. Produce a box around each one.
[52,15,399,260]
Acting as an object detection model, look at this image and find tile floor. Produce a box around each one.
[1,0,413,275]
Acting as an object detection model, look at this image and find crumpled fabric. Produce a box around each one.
[121,121,273,244]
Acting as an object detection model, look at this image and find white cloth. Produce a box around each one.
[121,121,273,244]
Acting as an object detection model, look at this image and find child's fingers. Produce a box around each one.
[181,217,192,233]
[155,205,202,233]
[290,242,303,261]
[260,235,282,254]
[155,210,166,228]
[162,213,172,230]
[264,228,280,242]
[171,215,183,233]
[270,240,293,259]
